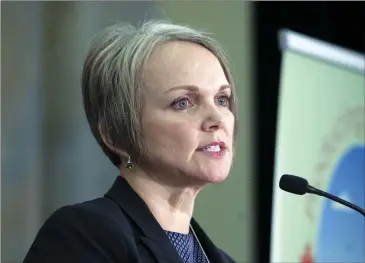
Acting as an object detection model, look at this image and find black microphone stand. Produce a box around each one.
[307,185,365,217]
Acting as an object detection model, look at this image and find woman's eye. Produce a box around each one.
[216,95,230,107]
[172,98,191,110]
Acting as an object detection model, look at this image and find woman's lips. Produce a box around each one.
[197,142,227,159]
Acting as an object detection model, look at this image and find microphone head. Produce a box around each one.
[279,174,308,195]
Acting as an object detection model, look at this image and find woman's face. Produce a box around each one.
[141,41,235,186]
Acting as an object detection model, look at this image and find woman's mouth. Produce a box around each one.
[198,142,227,159]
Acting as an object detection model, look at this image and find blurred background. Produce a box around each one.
[2,1,364,263]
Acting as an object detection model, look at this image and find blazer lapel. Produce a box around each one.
[105,176,182,263]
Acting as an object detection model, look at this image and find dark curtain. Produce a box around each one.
[253,3,365,263]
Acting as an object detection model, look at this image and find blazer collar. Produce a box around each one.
[105,176,182,263]
[105,176,229,263]
[105,175,168,241]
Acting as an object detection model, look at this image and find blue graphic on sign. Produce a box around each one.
[316,145,365,263]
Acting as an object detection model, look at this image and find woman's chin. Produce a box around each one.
[210,174,230,183]
[197,171,230,184]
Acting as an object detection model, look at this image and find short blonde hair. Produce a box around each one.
[82,20,238,167]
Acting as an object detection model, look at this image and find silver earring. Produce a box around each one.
[126,156,133,169]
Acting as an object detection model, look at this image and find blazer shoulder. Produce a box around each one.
[69,196,132,227]
[23,198,134,263]
[46,197,133,235]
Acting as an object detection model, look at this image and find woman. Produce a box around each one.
[23,20,238,263]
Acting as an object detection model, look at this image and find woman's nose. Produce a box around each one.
[201,108,224,132]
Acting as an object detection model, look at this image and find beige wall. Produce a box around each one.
[158,2,255,262]
[2,2,155,261]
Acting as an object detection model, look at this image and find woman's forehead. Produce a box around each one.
[143,41,229,95]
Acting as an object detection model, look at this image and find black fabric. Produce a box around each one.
[23,176,236,263]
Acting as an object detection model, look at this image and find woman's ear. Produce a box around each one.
[98,122,129,159]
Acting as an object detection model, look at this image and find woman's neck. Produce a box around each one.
[121,168,201,234]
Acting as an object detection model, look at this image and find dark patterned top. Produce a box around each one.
[165,230,209,263]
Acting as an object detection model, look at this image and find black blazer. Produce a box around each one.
[23,176,236,263]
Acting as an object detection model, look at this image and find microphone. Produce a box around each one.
[279,174,365,217]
